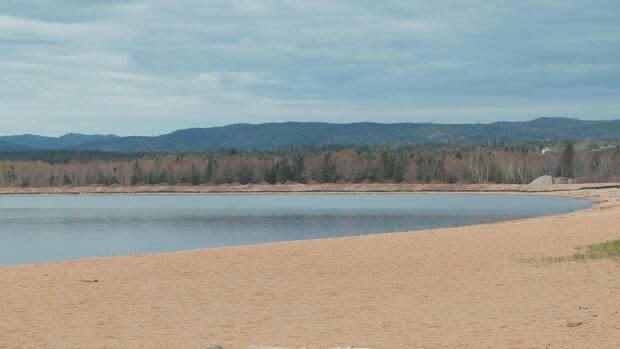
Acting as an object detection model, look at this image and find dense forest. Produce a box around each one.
[0,141,619,187]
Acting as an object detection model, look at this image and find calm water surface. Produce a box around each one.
[0,194,591,265]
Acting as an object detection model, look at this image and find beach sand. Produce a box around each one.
[1,186,619,348]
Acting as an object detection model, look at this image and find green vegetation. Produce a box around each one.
[558,142,575,178]
[546,240,620,263]
[573,240,620,260]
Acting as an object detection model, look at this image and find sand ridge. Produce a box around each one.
[0,186,619,348]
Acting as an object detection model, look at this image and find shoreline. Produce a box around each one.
[0,190,597,270]
[0,183,600,269]
[1,185,619,348]
[0,182,618,196]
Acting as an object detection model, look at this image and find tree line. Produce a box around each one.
[0,141,619,187]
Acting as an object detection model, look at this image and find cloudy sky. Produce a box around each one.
[1,0,619,135]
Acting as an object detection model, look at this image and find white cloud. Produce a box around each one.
[0,15,131,43]
[195,72,283,89]
[0,0,618,135]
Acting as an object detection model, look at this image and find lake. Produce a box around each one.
[0,194,591,265]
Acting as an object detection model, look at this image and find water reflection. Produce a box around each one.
[0,194,591,265]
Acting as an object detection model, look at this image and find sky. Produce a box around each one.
[0,0,619,136]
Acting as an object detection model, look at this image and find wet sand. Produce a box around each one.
[1,185,619,348]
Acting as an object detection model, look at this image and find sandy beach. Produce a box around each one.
[1,185,619,348]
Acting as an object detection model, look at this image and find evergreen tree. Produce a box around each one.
[189,165,201,185]
[130,161,143,185]
[558,142,574,178]
[62,174,72,186]
[275,159,292,183]
[4,165,17,185]
[204,158,215,183]
[263,165,277,184]
[238,163,254,184]
[292,155,305,183]
[320,153,337,183]
[264,159,292,184]
[375,152,392,181]
[392,155,405,182]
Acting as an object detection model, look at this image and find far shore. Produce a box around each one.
[1,184,619,348]
[0,182,619,195]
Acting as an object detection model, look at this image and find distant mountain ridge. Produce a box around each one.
[0,133,117,150]
[1,118,619,152]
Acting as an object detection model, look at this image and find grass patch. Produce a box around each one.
[547,239,620,263]
[576,239,620,259]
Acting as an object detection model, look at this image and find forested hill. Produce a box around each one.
[0,133,116,150]
[2,117,620,152]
